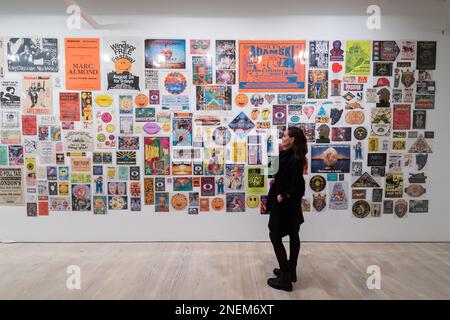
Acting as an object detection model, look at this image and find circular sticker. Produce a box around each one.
[246,195,260,208]
[352,200,370,218]
[250,94,264,107]
[162,123,171,132]
[135,94,148,107]
[211,197,225,211]
[354,127,368,140]
[310,175,326,192]
[101,112,112,123]
[106,124,115,133]
[171,193,188,210]
[235,94,249,107]
[394,199,408,218]
[212,126,231,146]
[97,133,106,142]
[164,72,187,95]
[290,115,300,123]
[345,111,365,125]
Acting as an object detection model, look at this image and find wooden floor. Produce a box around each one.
[0,242,449,299]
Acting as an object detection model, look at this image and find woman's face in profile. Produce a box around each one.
[280,130,294,149]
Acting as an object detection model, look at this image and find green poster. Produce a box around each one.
[0,146,7,165]
[345,40,371,75]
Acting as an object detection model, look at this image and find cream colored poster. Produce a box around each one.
[0,168,24,205]
[22,75,53,114]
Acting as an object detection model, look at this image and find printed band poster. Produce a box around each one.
[65,38,100,90]
[0,80,21,108]
[145,39,186,69]
[0,168,24,205]
[345,40,371,75]
[22,75,53,114]
[144,137,170,175]
[239,40,306,92]
[7,38,58,72]
[59,92,80,121]
[103,37,142,91]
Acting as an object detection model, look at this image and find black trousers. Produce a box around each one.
[269,229,301,274]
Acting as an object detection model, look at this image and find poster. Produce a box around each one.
[64,131,93,152]
[21,115,37,135]
[345,40,371,75]
[417,41,436,70]
[309,40,329,69]
[71,184,91,211]
[0,168,23,205]
[7,38,58,72]
[308,70,329,99]
[145,39,186,69]
[196,85,232,111]
[65,38,100,90]
[311,144,351,173]
[385,173,404,198]
[239,40,306,92]
[190,40,211,55]
[2,110,20,129]
[22,75,53,114]
[216,40,236,70]
[246,166,267,195]
[192,56,212,85]
[0,80,21,108]
[59,92,80,121]
[103,37,142,91]
[144,137,170,175]
[393,104,411,130]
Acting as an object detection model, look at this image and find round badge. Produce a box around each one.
[310,175,326,192]
[246,195,260,208]
[101,112,112,123]
[211,197,225,211]
[394,199,408,218]
[354,127,368,140]
[106,124,115,133]
[97,133,106,142]
[171,193,188,210]
[164,72,187,95]
[212,126,231,146]
[235,94,249,107]
[352,200,370,218]
[135,94,148,107]
[162,123,171,132]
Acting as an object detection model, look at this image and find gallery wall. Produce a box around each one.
[0,1,449,241]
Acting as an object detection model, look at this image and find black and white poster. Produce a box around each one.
[0,80,21,108]
[7,38,59,72]
[0,38,4,78]
[103,37,142,92]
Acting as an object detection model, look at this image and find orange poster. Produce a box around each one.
[65,38,100,90]
[239,40,306,92]
[59,92,80,121]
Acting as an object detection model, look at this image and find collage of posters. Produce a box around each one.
[0,37,436,218]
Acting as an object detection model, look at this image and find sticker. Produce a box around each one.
[310,175,326,192]
[352,200,370,218]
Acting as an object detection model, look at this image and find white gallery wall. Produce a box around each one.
[0,0,449,241]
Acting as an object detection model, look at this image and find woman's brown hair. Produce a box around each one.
[287,126,308,163]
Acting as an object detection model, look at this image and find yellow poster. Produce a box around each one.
[345,40,371,75]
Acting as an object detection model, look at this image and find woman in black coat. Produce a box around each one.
[266,127,307,292]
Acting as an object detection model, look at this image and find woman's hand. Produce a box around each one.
[277,194,283,203]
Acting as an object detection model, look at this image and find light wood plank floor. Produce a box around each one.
[0,242,449,299]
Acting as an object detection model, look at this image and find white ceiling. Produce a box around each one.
[0,0,448,17]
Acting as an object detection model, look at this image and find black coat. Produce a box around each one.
[267,148,305,236]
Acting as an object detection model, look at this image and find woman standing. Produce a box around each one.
[267,127,307,292]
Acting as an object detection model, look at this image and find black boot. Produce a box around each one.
[273,264,297,283]
[267,272,293,292]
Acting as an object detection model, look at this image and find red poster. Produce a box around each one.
[393,104,411,130]
[59,92,80,121]
[22,115,37,135]
[38,201,49,216]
